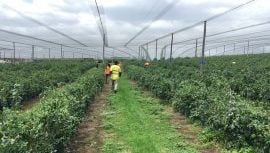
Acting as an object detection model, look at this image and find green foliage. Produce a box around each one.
[0,60,96,109]
[0,68,104,153]
[173,80,269,151]
[125,65,175,101]
[125,54,270,152]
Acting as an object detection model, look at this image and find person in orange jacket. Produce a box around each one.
[104,63,111,84]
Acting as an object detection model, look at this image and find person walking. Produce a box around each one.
[144,61,150,68]
[104,63,111,84]
[110,61,122,93]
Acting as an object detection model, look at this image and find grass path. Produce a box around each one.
[102,76,198,153]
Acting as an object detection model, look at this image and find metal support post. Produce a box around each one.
[195,39,198,57]
[138,46,141,59]
[200,21,207,73]
[13,42,16,63]
[164,48,167,59]
[60,45,63,58]
[102,33,105,63]
[31,45,35,60]
[146,43,148,60]
[169,33,174,62]
[49,48,51,60]
[247,40,250,54]
[155,39,158,60]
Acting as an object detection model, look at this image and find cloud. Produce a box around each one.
[180,0,247,6]
[100,0,128,8]
[209,6,231,15]
[0,0,269,58]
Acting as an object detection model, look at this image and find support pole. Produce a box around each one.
[169,33,174,62]
[233,43,236,53]
[144,47,146,59]
[155,39,158,60]
[146,43,148,60]
[160,48,163,59]
[138,46,141,59]
[49,48,51,60]
[247,40,250,54]
[141,48,143,59]
[61,45,63,58]
[164,48,166,59]
[195,39,198,57]
[31,45,35,60]
[200,21,207,73]
[13,42,16,63]
[102,33,105,63]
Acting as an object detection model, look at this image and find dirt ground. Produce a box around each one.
[21,96,40,111]
[65,81,221,153]
[165,106,220,153]
[65,84,110,153]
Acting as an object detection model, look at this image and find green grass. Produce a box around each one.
[102,76,197,153]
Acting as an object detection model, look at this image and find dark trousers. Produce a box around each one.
[105,74,110,84]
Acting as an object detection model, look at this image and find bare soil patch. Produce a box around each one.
[21,96,40,111]
[65,84,110,153]
[165,106,220,153]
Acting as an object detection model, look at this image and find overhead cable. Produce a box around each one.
[1,3,89,47]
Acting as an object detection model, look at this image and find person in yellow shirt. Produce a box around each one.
[110,61,122,93]
[144,61,150,68]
